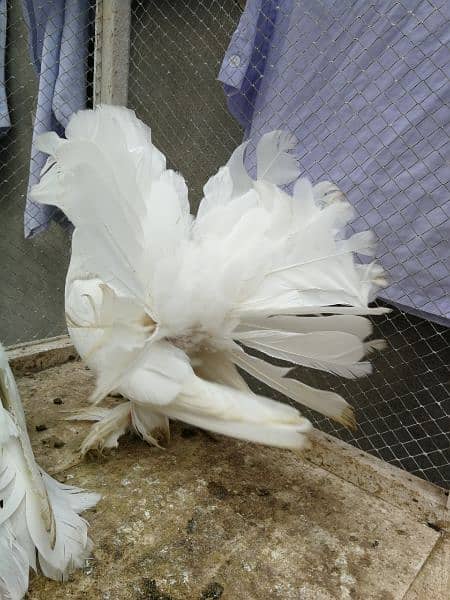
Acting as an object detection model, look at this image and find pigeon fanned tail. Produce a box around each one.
[31,106,387,453]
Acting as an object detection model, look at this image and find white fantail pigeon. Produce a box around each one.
[30,105,388,454]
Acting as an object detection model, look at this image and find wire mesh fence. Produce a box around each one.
[0,0,448,489]
[0,0,96,345]
[128,0,449,489]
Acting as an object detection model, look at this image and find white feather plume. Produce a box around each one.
[0,344,99,600]
[256,130,300,184]
[31,105,388,453]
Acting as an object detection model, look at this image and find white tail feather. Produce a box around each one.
[237,329,372,379]
[231,348,356,429]
[227,140,253,197]
[0,344,99,599]
[163,375,312,449]
[238,314,373,340]
[256,131,299,184]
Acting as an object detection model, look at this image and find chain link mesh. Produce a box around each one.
[0,0,95,346]
[128,0,449,489]
[0,1,448,489]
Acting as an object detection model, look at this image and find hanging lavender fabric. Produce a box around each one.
[22,0,90,238]
[219,0,449,325]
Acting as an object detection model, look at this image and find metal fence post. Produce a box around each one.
[94,0,131,106]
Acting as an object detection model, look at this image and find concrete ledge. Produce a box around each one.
[303,431,448,529]
[403,533,450,599]
[7,335,77,374]
[8,345,449,599]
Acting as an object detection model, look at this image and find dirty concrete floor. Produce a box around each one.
[14,360,448,600]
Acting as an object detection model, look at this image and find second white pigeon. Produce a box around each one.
[0,343,99,600]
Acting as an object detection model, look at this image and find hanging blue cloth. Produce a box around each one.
[22,0,90,237]
[219,0,450,324]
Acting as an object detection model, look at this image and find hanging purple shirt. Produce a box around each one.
[22,0,90,238]
[219,0,449,325]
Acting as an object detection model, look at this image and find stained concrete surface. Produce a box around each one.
[15,360,448,600]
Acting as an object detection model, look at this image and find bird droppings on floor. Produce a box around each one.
[16,360,448,600]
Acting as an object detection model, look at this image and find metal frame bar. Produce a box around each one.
[94,0,132,105]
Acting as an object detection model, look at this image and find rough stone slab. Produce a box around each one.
[8,335,75,374]
[303,431,448,528]
[403,533,450,600]
[13,361,447,599]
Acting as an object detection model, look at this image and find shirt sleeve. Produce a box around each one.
[218,0,278,130]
